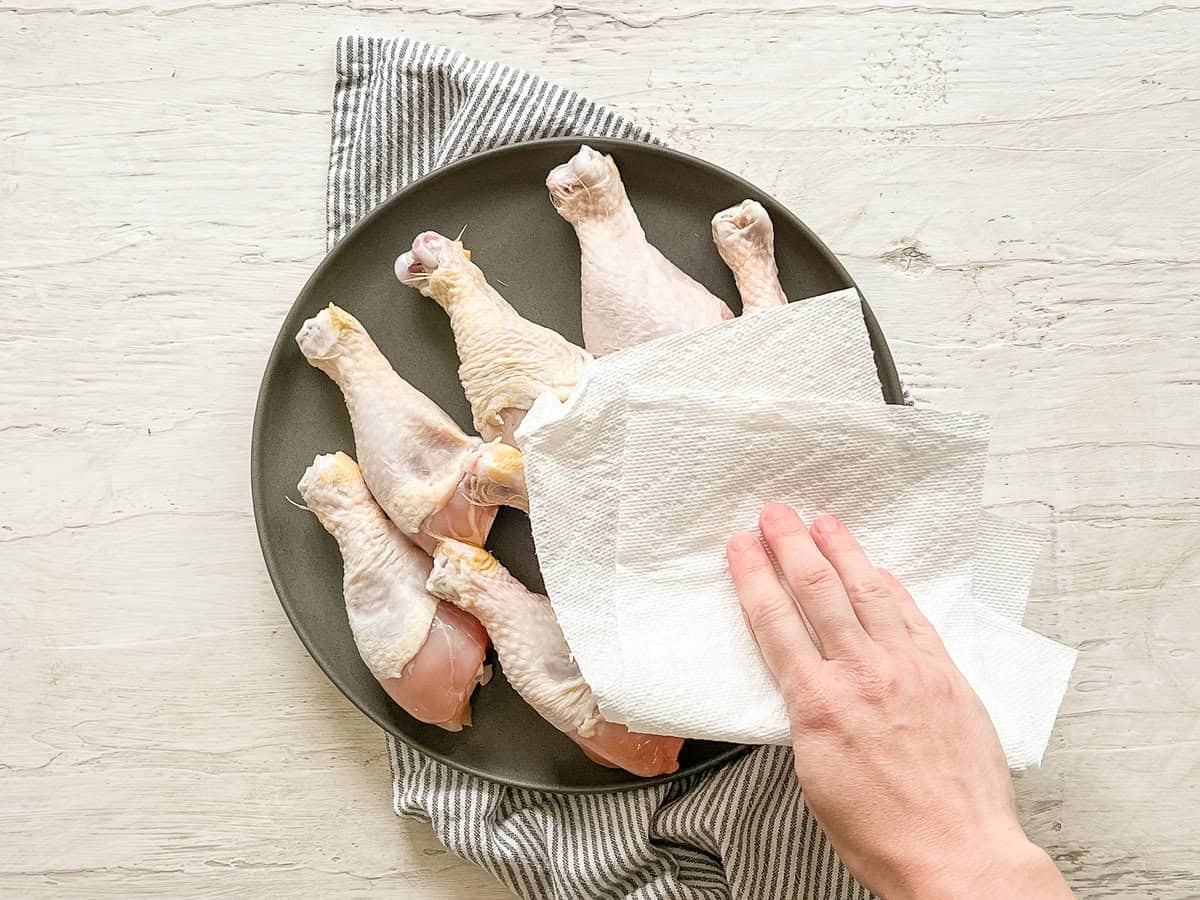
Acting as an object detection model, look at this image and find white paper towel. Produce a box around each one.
[610,389,991,744]
[937,603,1078,767]
[518,289,883,701]
[518,288,1076,768]
[971,516,1049,624]
[609,389,1077,767]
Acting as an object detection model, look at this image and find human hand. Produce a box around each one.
[727,504,1073,900]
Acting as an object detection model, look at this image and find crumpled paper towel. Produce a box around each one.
[610,390,989,742]
[517,288,1076,768]
[609,388,1077,767]
[517,289,881,702]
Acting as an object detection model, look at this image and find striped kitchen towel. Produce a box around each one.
[330,35,872,900]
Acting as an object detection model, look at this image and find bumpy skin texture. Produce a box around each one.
[711,199,788,313]
[298,452,490,731]
[427,540,684,777]
[547,145,735,356]
[295,304,499,551]
[396,231,593,446]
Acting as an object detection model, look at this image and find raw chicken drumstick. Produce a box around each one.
[427,539,685,777]
[546,144,734,356]
[395,231,592,447]
[298,452,491,731]
[711,199,788,313]
[296,304,526,546]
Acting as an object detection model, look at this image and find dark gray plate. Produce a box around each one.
[252,137,903,793]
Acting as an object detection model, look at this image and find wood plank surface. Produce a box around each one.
[1,2,1197,896]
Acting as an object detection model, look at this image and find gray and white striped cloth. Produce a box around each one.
[330,35,872,900]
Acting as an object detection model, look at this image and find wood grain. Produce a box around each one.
[1,2,1197,896]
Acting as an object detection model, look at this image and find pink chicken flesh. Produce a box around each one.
[547,145,734,356]
[426,539,684,777]
[298,452,490,731]
[382,601,490,729]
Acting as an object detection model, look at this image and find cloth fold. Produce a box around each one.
[328,34,1049,900]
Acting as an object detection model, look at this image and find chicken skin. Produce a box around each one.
[711,199,787,313]
[396,231,592,447]
[296,304,518,549]
[546,145,734,355]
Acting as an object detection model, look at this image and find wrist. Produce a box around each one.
[888,829,1071,900]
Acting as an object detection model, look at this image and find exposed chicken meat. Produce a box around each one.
[546,145,734,356]
[395,231,592,446]
[462,440,528,513]
[426,539,684,777]
[298,452,491,731]
[296,304,511,550]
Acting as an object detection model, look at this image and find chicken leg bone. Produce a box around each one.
[296,304,522,547]
[396,231,592,446]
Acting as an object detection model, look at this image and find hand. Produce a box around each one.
[727,504,1073,900]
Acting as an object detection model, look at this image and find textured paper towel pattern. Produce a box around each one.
[520,289,880,694]
[519,288,1074,766]
[608,391,991,744]
[971,516,1048,624]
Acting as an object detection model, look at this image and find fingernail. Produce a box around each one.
[811,515,843,536]
[728,533,759,553]
[761,502,793,523]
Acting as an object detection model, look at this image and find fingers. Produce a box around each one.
[758,504,870,660]
[808,516,910,645]
[727,532,822,687]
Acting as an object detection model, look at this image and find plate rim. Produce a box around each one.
[251,135,904,793]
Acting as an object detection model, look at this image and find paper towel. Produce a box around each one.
[608,389,991,744]
[971,515,1048,624]
[517,289,883,700]
[608,388,1076,768]
[937,603,1077,767]
[518,288,1075,768]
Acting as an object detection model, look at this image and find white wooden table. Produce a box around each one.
[3,2,1198,897]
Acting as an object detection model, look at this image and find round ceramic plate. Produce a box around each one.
[252,136,903,793]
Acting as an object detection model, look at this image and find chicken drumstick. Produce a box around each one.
[299,452,491,731]
[546,144,734,355]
